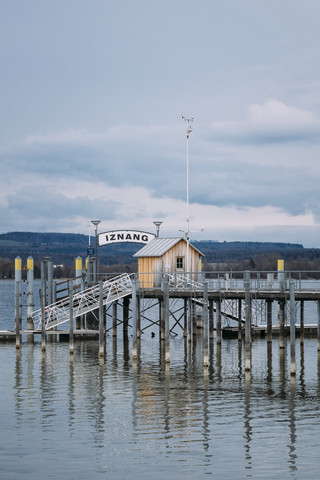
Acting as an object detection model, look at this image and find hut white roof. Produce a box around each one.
[133,237,203,258]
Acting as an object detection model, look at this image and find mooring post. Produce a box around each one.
[112,301,118,337]
[159,298,164,340]
[290,281,296,376]
[99,281,104,358]
[137,292,141,339]
[300,300,304,344]
[41,279,46,351]
[279,300,285,349]
[244,271,251,371]
[267,299,272,343]
[132,278,138,360]
[75,257,82,330]
[203,282,209,367]
[69,281,74,355]
[238,298,242,341]
[15,280,21,349]
[163,276,170,363]
[15,256,22,332]
[209,298,214,340]
[26,256,34,343]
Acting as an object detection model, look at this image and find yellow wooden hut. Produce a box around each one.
[133,237,203,288]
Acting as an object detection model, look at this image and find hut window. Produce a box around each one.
[176,257,184,270]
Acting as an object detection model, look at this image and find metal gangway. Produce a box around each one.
[32,273,133,331]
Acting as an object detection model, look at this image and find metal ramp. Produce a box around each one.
[32,273,133,331]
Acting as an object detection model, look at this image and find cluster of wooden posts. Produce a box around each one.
[7,256,320,376]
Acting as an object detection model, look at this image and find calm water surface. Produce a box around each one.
[1,280,320,479]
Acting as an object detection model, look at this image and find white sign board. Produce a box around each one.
[98,230,155,246]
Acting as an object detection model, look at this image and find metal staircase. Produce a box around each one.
[32,273,133,331]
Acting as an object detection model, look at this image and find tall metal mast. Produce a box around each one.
[182,116,194,278]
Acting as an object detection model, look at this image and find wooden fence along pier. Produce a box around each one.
[2,256,320,376]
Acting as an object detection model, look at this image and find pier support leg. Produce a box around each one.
[279,300,285,349]
[112,301,118,337]
[27,256,34,344]
[216,298,221,345]
[123,296,129,337]
[209,299,214,340]
[99,281,105,358]
[300,300,304,344]
[41,280,46,352]
[163,277,170,364]
[267,299,272,343]
[238,299,242,342]
[15,280,21,349]
[290,281,296,376]
[69,282,74,355]
[160,298,165,340]
[188,297,192,342]
[132,280,138,360]
[244,271,251,372]
[203,282,209,367]
[137,294,141,339]
[183,298,188,338]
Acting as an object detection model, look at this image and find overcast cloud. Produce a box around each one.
[1,0,320,247]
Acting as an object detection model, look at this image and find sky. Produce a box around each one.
[1,0,320,247]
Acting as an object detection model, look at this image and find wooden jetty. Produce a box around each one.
[1,256,320,377]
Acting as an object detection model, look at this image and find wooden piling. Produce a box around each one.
[132,279,138,360]
[112,301,118,337]
[15,280,20,349]
[209,298,214,340]
[123,296,129,336]
[290,281,296,376]
[183,298,188,337]
[69,281,74,355]
[216,298,221,345]
[279,300,285,349]
[41,280,46,351]
[188,296,192,342]
[163,277,170,363]
[267,299,272,343]
[317,300,320,352]
[238,298,242,342]
[244,271,251,371]
[300,300,304,344]
[99,281,104,358]
[26,256,34,343]
[203,282,209,367]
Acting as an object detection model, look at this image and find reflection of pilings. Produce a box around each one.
[244,372,252,471]
[203,282,208,367]
[279,300,285,349]
[288,379,297,471]
[290,281,296,376]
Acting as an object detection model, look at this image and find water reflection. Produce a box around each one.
[7,337,320,480]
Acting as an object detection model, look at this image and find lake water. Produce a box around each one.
[1,280,320,479]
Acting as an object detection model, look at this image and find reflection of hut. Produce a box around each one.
[133,237,203,288]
